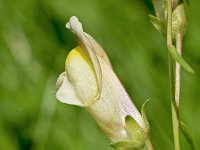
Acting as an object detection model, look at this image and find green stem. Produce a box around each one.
[169,50,180,150]
[171,103,180,150]
[167,0,180,150]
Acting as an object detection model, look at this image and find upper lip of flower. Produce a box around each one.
[65,16,114,104]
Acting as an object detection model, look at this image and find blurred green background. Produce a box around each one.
[0,0,199,149]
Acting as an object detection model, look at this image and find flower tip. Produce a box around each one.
[65,16,78,29]
[71,16,79,21]
[65,16,83,38]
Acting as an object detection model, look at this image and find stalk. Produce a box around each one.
[167,0,180,149]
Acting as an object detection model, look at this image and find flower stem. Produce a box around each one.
[167,0,180,149]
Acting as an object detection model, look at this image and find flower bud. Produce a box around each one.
[172,3,187,40]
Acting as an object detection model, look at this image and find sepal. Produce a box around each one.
[125,116,147,149]
[141,99,150,135]
[110,115,147,150]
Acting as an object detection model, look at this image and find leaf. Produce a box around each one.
[168,45,194,73]
[141,99,150,135]
[149,15,162,33]
[149,14,167,37]
[180,121,199,150]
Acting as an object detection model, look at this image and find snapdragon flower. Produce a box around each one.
[56,16,150,149]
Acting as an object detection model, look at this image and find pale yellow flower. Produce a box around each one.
[56,16,148,149]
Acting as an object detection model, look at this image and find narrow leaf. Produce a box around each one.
[149,15,162,33]
[180,121,199,150]
[168,45,194,73]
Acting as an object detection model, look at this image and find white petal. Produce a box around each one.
[65,46,98,106]
[84,33,113,69]
[56,72,84,107]
[56,72,65,90]
[66,16,84,39]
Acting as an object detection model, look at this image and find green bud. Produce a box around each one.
[172,3,187,41]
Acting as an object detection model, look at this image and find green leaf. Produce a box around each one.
[141,99,150,135]
[149,15,162,33]
[149,14,166,37]
[180,121,199,150]
[168,45,195,73]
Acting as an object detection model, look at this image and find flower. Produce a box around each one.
[56,16,149,149]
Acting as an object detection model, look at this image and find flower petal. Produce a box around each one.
[87,57,145,141]
[66,16,112,68]
[66,17,102,93]
[66,16,113,100]
[56,72,84,106]
[84,33,113,69]
[65,46,98,106]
